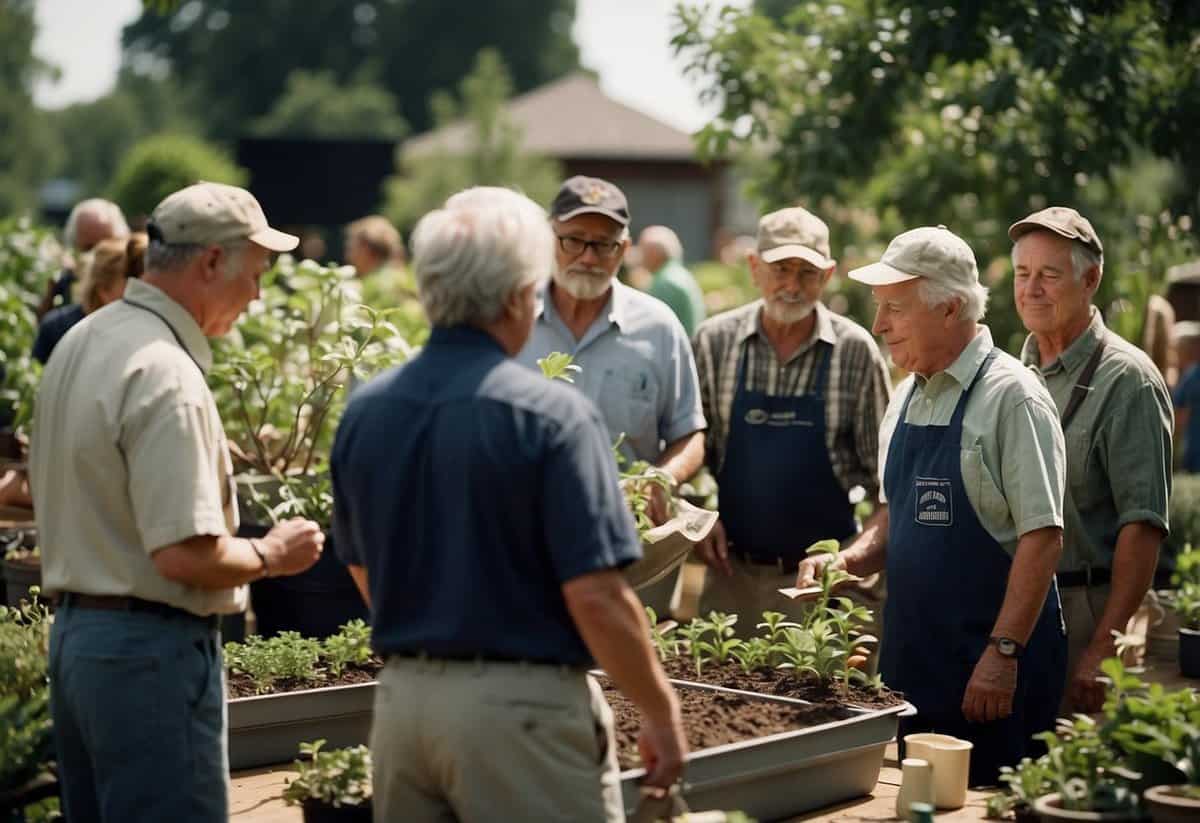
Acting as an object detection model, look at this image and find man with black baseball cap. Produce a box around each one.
[1011,206,1172,714]
[517,175,706,615]
[31,182,324,821]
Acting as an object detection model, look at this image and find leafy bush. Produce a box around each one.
[0,219,58,432]
[224,619,379,694]
[282,739,371,808]
[322,619,372,678]
[0,591,53,795]
[1165,474,1200,570]
[109,133,246,218]
[1164,545,1200,630]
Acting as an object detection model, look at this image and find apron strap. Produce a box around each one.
[1060,336,1107,431]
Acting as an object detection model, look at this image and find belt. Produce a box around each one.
[735,552,801,571]
[1057,567,1112,588]
[57,592,219,628]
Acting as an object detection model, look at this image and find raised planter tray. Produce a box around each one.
[226,681,376,771]
[618,678,913,820]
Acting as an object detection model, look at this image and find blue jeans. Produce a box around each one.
[48,604,228,823]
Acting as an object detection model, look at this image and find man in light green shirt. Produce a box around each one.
[639,225,707,335]
[1011,206,1172,714]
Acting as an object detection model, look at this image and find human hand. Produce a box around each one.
[1064,644,1108,714]
[647,481,671,527]
[794,550,846,590]
[962,646,1018,723]
[262,518,325,576]
[638,703,687,790]
[693,519,731,576]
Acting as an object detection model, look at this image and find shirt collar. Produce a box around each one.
[1020,306,1105,375]
[123,279,214,374]
[535,279,627,332]
[918,325,993,389]
[737,300,837,348]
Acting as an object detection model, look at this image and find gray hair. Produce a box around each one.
[1011,234,1105,282]
[640,225,683,260]
[412,186,554,327]
[64,198,129,249]
[145,239,247,278]
[917,277,989,322]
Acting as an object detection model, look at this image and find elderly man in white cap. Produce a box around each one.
[796,226,1067,786]
[31,182,325,822]
[692,206,891,637]
[1010,207,1172,714]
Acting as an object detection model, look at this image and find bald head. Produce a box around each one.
[638,225,683,273]
[65,199,129,253]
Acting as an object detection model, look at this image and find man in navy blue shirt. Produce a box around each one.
[332,186,686,821]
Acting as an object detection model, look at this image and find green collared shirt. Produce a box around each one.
[879,327,1066,555]
[1020,308,1172,571]
[647,259,707,336]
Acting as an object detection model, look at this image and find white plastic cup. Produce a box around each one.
[903,733,973,810]
[895,757,935,820]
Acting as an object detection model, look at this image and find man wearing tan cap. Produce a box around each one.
[796,225,1067,785]
[30,182,325,822]
[691,206,891,637]
[1010,206,1172,714]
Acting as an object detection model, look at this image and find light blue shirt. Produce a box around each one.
[517,280,707,464]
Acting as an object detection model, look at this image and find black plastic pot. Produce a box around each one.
[1180,627,1200,678]
[240,523,367,640]
[301,798,372,823]
[3,555,41,608]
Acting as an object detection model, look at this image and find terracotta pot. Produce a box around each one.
[1180,627,1200,678]
[1032,793,1148,821]
[1143,785,1200,823]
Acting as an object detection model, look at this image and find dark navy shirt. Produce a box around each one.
[331,325,641,665]
[32,303,86,365]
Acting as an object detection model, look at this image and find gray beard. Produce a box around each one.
[553,267,613,300]
[763,299,815,325]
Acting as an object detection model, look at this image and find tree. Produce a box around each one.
[121,0,580,142]
[674,0,1200,348]
[0,0,61,216]
[383,49,563,234]
[251,70,407,141]
[109,133,246,219]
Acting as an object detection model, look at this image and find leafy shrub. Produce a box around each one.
[0,219,58,432]
[282,739,371,808]
[224,620,379,694]
[0,590,53,794]
[109,133,246,218]
[323,619,372,678]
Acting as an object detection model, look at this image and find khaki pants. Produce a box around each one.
[698,556,886,675]
[1060,584,1111,687]
[371,658,624,823]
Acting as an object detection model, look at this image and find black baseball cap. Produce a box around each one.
[549,176,630,226]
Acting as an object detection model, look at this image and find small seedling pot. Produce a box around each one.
[1143,785,1200,823]
[1179,627,1200,678]
[1032,793,1149,821]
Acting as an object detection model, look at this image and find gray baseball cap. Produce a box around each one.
[756,206,834,268]
[849,225,979,289]
[150,182,298,252]
[1008,206,1103,258]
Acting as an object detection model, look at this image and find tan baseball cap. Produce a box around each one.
[757,207,834,268]
[1008,206,1103,258]
[150,182,298,252]
[849,225,979,288]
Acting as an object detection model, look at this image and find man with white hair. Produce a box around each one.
[31,182,324,821]
[333,186,686,821]
[1010,207,1172,713]
[37,197,130,319]
[796,226,1067,785]
[639,224,706,335]
[691,206,891,639]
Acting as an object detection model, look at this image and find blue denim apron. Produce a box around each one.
[717,343,856,562]
[880,349,1065,785]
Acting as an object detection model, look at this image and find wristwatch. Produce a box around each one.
[988,636,1024,659]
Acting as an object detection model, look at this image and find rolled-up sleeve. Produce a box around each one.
[660,322,707,444]
[998,396,1066,536]
[543,411,643,583]
[1103,379,1172,533]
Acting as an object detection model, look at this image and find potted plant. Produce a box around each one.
[1161,545,1200,677]
[0,589,58,817]
[1142,733,1200,823]
[3,541,40,609]
[1028,715,1146,821]
[209,255,418,638]
[281,739,371,823]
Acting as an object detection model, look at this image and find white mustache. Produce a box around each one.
[566,266,609,277]
[774,293,809,304]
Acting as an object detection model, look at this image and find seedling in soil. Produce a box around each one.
[645,607,680,662]
[323,619,373,677]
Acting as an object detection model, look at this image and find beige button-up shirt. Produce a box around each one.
[30,279,244,616]
[879,327,1066,555]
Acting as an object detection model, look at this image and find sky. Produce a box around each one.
[31,0,747,133]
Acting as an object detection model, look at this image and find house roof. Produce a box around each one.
[403,72,698,162]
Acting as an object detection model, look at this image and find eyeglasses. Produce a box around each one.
[766,261,824,284]
[554,232,623,259]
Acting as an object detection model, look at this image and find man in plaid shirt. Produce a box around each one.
[692,206,892,637]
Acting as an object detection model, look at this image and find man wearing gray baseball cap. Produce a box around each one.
[1011,206,1172,715]
[796,226,1067,785]
[31,182,325,821]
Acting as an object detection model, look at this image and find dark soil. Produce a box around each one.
[226,661,382,700]
[659,656,906,710]
[600,678,853,771]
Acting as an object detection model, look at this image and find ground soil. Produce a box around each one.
[600,678,853,771]
[659,656,906,710]
[226,661,382,699]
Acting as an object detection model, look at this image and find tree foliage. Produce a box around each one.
[0,0,61,216]
[251,69,408,141]
[121,0,580,141]
[383,49,563,234]
[108,133,247,219]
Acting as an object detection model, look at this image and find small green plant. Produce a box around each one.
[536,352,581,383]
[1034,714,1143,814]
[1164,545,1200,630]
[223,631,323,694]
[281,739,372,808]
[987,755,1054,818]
[645,607,680,662]
[322,619,373,678]
[676,619,711,677]
[730,637,774,674]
